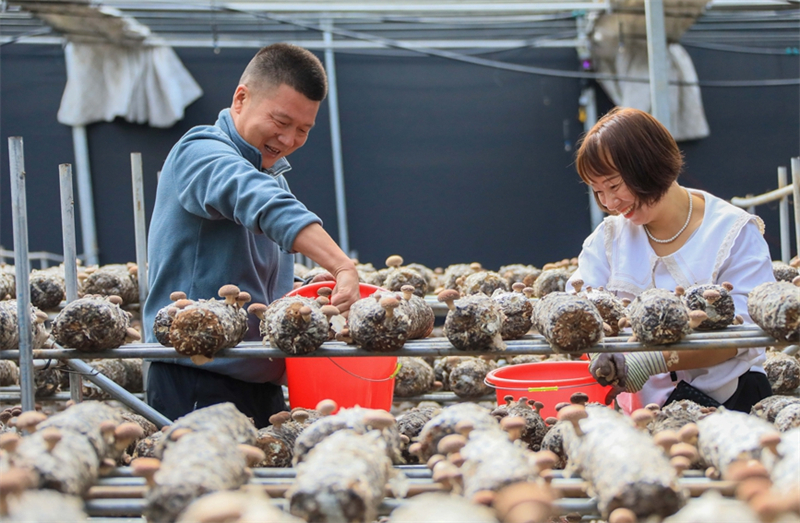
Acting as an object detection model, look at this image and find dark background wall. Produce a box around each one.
[0,43,798,271]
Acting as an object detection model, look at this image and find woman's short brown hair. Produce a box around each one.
[575,107,683,213]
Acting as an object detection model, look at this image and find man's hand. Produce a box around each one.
[589,353,628,388]
[330,268,360,315]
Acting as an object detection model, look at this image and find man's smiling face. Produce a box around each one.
[231,82,320,170]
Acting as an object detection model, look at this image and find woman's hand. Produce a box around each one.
[330,268,360,316]
[589,353,628,387]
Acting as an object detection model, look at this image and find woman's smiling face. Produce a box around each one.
[588,174,650,224]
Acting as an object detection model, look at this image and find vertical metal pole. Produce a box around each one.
[322,19,350,255]
[778,166,790,263]
[130,153,148,306]
[8,137,35,411]
[644,0,671,134]
[59,163,83,403]
[792,158,800,260]
[72,125,99,266]
[580,86,603,230]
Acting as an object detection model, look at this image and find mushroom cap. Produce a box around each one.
[317,286,333,298]
[107,295,123,305]
[631,408,655,426]
[533,450,559,470]
[437,289,460,303]
[570,392,589,405]
[237,444,266,467]
[16,411,46,432]
[126,327,141,341]
[320,305,340,317]
[674,285,685,296]
[426,454,445,469]
[247,303,268,317]
[316,399,338,415]
[291,409,309,423]
[236,292,251,304]
[132,457,161,477]
[169,291,187,302]
[500,416,526,432]
[0,432,21,453]
[363,410,396,430]
[725,459,770,482]
[218,284,241,298]
[0,467,33,495]
[653,430,679,452]
[40,427,62,448]
[759,432,781,453]
[114,422,145,442]
[570,279,584,293]
[379,296,400,311]
[544,416,558,426]
[721,281,734,291]
[669,442,699,463]
[385,255,404,268]
[608,507,638,523]
[268,411,292,427]
[469,262,482,271]
[702,289,721,302]
[670,455,692,474]
[455,419,474,436]
[299,305,313,316]
[557,405,588,426]
[554,402,570,412]
[678,423,699,443]
[174,299,193,309]
[400,284,415,294]
[437,434,467,455]
[34,310,48,323]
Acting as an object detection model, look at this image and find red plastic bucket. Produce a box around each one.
[484,361,613,419]
[283,282,397,412]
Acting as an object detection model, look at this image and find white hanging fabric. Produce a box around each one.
[57,42,203,128]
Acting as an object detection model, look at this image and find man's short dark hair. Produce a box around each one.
[240,43,327,102]
[576,106,683,212]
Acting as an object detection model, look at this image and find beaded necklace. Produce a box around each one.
[643,188,693,244]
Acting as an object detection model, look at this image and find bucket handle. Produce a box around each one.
[326,358,402,383]
[483,378,594,393]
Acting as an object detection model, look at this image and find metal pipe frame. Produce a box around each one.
[71,125,100,266]
[59,163,84,403]
[644,0,672,134]
[731,184,793,208]
[64,359,171,427]
[0,327,783,361]
[794,157,800,259]
[778,166,790,263]
[8,137,36,412]
[130,153,149,307]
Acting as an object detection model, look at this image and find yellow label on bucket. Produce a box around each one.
[389,362,402,379]
[528,386,559,392]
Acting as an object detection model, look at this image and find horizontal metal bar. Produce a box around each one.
[394,392,494,403]
[0,391,144,403]
[731,184,793,208]
[0,330,779,361]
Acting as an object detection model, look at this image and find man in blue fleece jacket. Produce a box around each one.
[143,43,360,427]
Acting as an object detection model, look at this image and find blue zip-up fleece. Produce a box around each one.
[143,109,322,382]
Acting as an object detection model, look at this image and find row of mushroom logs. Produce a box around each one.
[152,284,251,363]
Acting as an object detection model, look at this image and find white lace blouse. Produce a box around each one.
[567,189,774,411]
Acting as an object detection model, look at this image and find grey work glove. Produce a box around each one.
[589,353,628,388]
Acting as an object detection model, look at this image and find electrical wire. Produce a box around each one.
[682,40,800,55]
[217,4,800,88]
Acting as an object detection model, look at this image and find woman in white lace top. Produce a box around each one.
[567,107,774,414]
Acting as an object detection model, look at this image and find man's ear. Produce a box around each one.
[231,85,248,114]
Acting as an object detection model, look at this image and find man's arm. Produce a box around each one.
[292,223,360,313]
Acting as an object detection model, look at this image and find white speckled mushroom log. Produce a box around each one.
[394,357,435,397]
[0,300,49,351]
[169,298,247,363]
[0,360,18,386]
[561,405,684,519]
[772,261,799,283]
[177,490,305,523]
[774,404,800,432]
[764,351,800,394]
[0,266,15,299]
[11,429,100,495]
[443,263,478,290]
[29,266,66,310]
[493,287,533,340]
[36,401,126,460]
[682,283,736,330]
[288,430,406,523]
[500,264,542,288]
[491,397,548,452]
[448,356,497,399]
[155,403,256,458]
[81,264,139,305]
[293,406,404,465]
[627,288,691,345]
[580,287,626,337]
[143,431,252,523]
[396,405,441,463]
[748,281,800,341]
[2,487,88,522]
[662,491,760,523]
[443,294,506,352]
[260,296,329,355]
[763,427,800,493]
[82,359,144,400]
[52,296,133,351]
[389,492,499,523]
[648,400,709,434]
[398,288,435,339]
[414,403,499,462]
[696,409,776,476]
[460,270,509,296]
[383,266,428,297]
[348,294,411,353]
[532,292,604,353]
[458,428,541,499]
[751,395,800,423]
[254,409,320,467]
[532,269,570,298]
